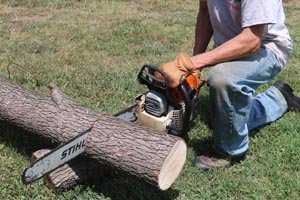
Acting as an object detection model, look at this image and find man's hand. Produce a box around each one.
[157,52,196,88]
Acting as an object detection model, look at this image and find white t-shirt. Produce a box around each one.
[201,0,293,66]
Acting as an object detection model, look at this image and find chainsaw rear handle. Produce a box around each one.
[138,64,169,92]
[168,80,192,139]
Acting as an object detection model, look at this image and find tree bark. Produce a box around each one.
[0,76,187,190]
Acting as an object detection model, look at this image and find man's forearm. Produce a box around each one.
[193,2,213,56]
[191,25,264,70]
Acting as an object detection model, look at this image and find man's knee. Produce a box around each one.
[207,64,235,91]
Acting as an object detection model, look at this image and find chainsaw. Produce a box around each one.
[22,64,200,184]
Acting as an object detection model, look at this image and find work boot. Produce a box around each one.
[274,80,300,111]
[193,149,245,170]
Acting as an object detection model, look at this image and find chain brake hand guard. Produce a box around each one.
[138,64,169,92]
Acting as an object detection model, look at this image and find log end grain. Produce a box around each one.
[158,139,187,190]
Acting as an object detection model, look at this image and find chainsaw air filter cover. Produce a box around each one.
[145,91,167,117]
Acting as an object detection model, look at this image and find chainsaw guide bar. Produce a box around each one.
[22,128,92,184]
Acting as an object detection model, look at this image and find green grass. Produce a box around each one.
[1,0,300,199]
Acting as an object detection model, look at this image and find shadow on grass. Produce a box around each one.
[0,121,179,200]
[0,120,57,155]
[80,174,179,200]
[190,94,212,130]
[187,94,215,156]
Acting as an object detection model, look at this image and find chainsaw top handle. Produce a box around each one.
[138,64,169,92]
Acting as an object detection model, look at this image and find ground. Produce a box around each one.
[0,0,300,199]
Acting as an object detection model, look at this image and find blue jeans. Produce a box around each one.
[207,47,288,156]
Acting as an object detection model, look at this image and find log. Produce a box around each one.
[0,76,187,190]
[32,149,109,192]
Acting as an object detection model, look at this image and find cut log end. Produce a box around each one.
[158,139,187,190]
